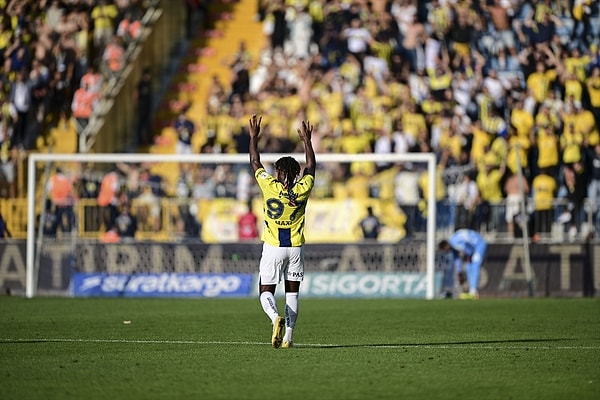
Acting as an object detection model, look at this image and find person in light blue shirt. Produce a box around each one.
[439,229,488,299]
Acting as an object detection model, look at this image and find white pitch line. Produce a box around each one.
[0,338,266,346]
[0,338,598,349]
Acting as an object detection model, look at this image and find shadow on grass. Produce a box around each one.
[306,338,574,349]
[0,338,582,349]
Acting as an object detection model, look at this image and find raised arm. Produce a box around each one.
[249,114,263,173]
[297,120,316,176]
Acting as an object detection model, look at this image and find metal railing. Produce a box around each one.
[2,196,597,242]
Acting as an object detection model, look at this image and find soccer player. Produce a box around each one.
[438,229,488,299]
[248,114,316,349]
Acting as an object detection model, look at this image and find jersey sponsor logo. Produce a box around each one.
[259,172,269,179]
[280,189,298,207]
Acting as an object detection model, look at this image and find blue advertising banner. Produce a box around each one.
[72,273,254,297]
[72,271,440,298]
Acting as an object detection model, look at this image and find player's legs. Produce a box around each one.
[259,284,279,323]
[258,243,286,320]
[465,260,479,296]
[282,246,304,347]
[282,280,299,347]
[259,243,287,347]
[260,285,284,348]
[453,254,465,297]
[467,242,488,297]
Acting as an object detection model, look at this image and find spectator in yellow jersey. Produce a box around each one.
[573,101,599,147]
[339,125,371,155]
[532,168,558,236]
[506,126,530,176]
[561,122,584,164]
[427,0,452,41]
[526,61,557,106]
[510,97,535,139]
[469,121,491,165]
[488,121,509,165]
[561,71,583,104]
[534,123,560,178]
[433,112,462,164]
[476,152,505,232]
[564,47,590,84]
[91,0,119,50]
[401,101,427,144]
[428,63,453,102]
[249,115,316,349]
[585,66,600,126]
[535,101,561,133]
[0,18,13,61]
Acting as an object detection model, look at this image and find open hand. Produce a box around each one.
[249,114,262,138]
[296,120,313,142]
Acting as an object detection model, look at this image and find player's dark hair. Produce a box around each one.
[275,156,300,205]
[275,156,300,188]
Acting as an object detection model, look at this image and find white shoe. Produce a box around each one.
[281,340,293,348]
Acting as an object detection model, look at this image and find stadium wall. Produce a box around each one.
[0,241,597,298]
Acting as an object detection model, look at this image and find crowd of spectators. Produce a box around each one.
[0,0,147,198]
[11,0,600,242]
[165,0,600,240]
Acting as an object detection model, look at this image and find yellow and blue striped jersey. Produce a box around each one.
[255,167,314,247]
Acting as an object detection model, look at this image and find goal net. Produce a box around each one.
[26,152,440,299]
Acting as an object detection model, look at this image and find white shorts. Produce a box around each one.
[259,242,304,285]
[505,194,522,223]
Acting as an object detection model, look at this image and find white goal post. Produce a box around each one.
[26,152,438,299]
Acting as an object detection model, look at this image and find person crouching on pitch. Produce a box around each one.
[248,114,316,348]
[438,228,488,299]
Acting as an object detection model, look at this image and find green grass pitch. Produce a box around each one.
[0,297,599,400]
